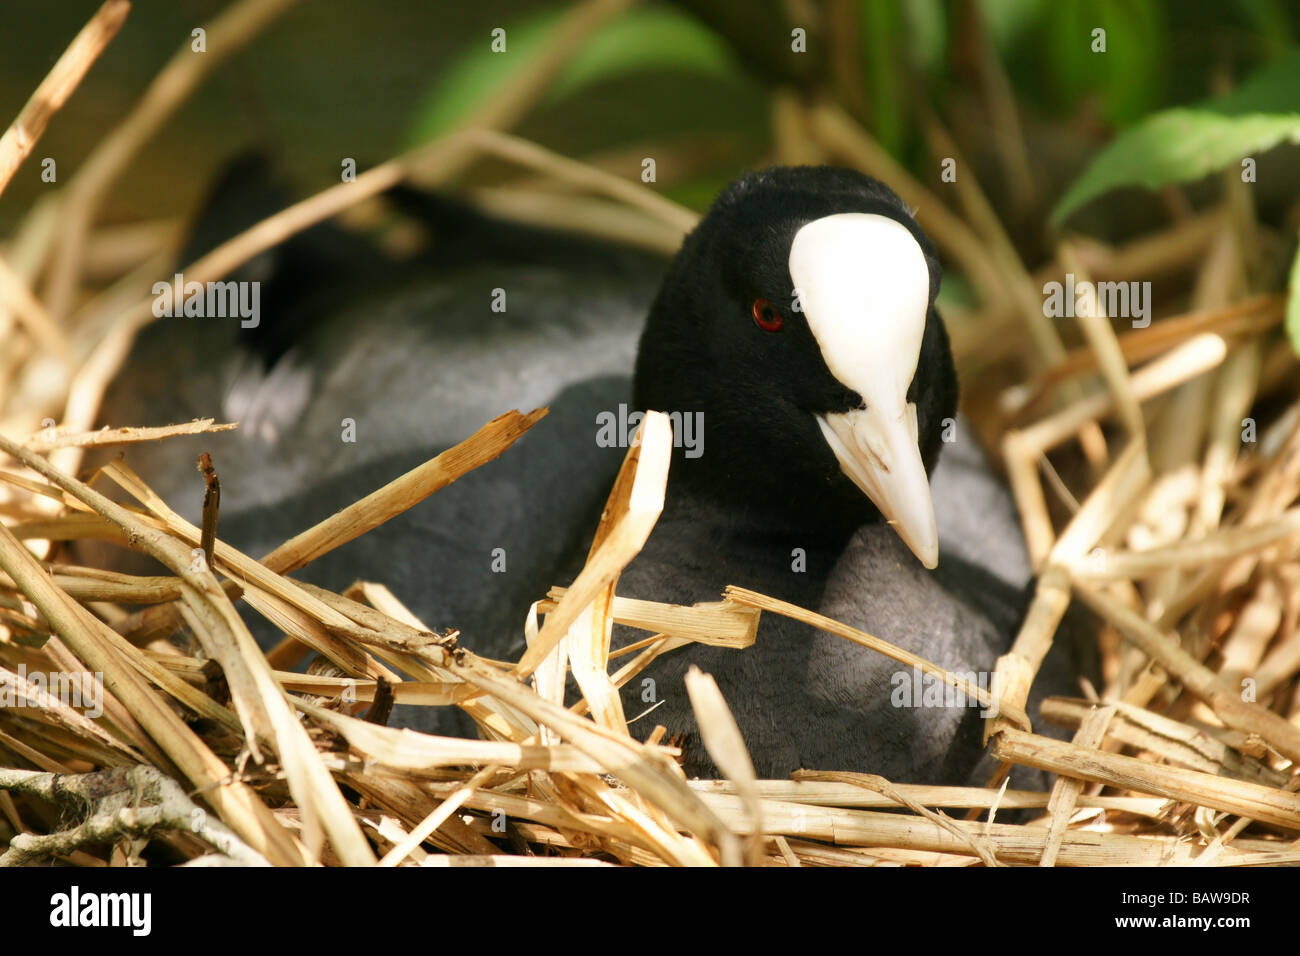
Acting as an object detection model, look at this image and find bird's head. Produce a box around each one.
[633,166,956,567]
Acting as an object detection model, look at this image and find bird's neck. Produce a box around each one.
[627,489,854,609]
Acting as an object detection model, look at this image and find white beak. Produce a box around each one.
[816,404,938,568]
[789,212,939,568]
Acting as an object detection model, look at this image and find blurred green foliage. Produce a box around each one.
[859,0,907,156]
[407,6,743,143]
[1042,0,1167,126]
[405,0,1300,353]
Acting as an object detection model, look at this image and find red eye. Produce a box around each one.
[752,298,784,332]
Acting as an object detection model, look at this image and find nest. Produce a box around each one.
[0,0,1298,867]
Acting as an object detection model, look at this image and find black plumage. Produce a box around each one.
[92,162,1089,783]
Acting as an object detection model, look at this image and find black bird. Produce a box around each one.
[93,162,1084,782]
[602,167,1016,780]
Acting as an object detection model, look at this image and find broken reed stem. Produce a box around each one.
[1071,507,1300,580]
[1041,696,1287,787]
[1039,704,1115,867]
[794,770,1000,867]
[0,0,130,199]
[1045,294,1283,386]
[991,728,1300,832]
[0,430,376,865]
[700,792,1283,864]
[685,667,762,864]
[1192,776,1300,867]
[687,779,1166,815]
[995,438,1151,735]
[0,520,307,866]
[24,419,236,452]
[1020,334,1228,456]
[197,452,219,572]
[1076,581,1300,764]
[542,587,759,648]
[456,659,732,866]
[266,408,548,574]
[1004,335,1223,565]
[43,0,301,321]
[1056,242,1144,439]
[123,408,544,658]
[516,412,672,678]
[461,129,698,234]
[0,253,69,357]
[376,764,501,867]
[925,115,1067,369]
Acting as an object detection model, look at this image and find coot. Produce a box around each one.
[604,167,1025,780]
[95,162,1077,781]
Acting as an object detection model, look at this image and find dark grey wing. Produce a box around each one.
[213,376,629,651]
[93,265,649,521]
[201,376,632,738]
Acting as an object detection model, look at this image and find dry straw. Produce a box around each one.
[0,0,1297,866]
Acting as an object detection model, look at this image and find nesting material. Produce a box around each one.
[1,0,1298,867]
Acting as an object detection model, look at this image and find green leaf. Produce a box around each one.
[1052,50,1300,226]
[407,7,741,144]
[1287,233,1300,357]
[1054,111,1300,224]
[1213,48,1300,115]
